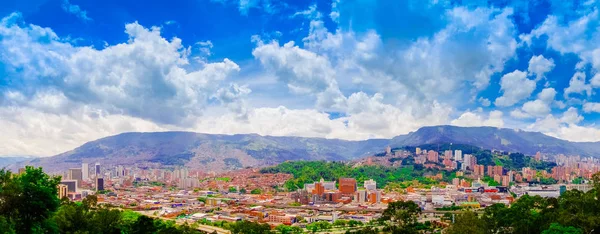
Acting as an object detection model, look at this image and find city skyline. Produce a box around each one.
[1,0,600,157]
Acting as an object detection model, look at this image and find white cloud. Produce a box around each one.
[478,97,491,107]
[564,71,592,97]
[61,0,92,22]
[510,109,531,119]
[495,70,536,107]
[583,102,600,113]
[526,108,600,142]
[451,110,504,128]
[591,74,600,88]
[516,87,556,117]
[527,55,555,80]
[0,13,241,126]
[522,100,551,117]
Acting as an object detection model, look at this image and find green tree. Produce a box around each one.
[0,166,62,234]
[542,223,583,234]
[446,211,485,234]
[380,200,420,233]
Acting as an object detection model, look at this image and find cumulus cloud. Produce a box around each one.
[495,70,536,107]
[527,55,555,80]
[451,110,504,128]
[516,87,557,117]
[583,102,600,113]
[564,72,592,98]
[0,13,241,126]
[527,107,599,142]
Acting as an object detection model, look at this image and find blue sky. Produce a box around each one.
[1,0,600,156]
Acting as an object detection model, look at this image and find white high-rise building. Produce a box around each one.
[82,163,89,180]
[462,154,472,170]
[454,150,463,161]
[364,179,377,190]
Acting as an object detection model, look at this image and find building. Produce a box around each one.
[58,184,68,199]
[535,152,542,161]
[60,180,78,193]
[68,168,83,186]
[427,151,439,162]
[95,163,101,177]
[339,178,357,194]
[463,154,472,170]
[313,182,325,195]
[385,146,392,155]
[355,190,367,203]
[367,190,381,204]
[454,150,463,161]
[444,150,452,159]
[364,179,376,190]
[82,163,89,181]
[416,148,422,155]
[96,177,104,191]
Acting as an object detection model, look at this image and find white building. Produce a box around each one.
[82,163,89,180]
[364,179,376,190]
[454,150,462,161]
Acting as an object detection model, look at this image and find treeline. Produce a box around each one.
[0,166,203,234]
[445,175,600,234]
[260,161,448,191]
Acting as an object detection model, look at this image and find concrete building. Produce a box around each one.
[339,178,357,194]
[58,184,68,199]
[364,179,376,190]
[82,163,89,181]
[60,180,78,193]
[454,150,462,161]
[68,168,83,186]
[95,163,101,178]
[96,177,104,191]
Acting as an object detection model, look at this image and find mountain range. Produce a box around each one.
[10,125,600,172]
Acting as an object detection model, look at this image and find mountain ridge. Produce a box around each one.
[12,125,600,172]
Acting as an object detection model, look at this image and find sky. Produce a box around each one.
[1,0,600,156]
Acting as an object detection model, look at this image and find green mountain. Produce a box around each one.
[14,126,600,172]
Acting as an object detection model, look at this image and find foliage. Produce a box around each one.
[306,221,332,232]
[380,200,421,233]
[226,220,271,234]
[275,224,303,234]
[250,188,262,194]
[541,223,583,234]
[262,161,447,191]
[0,166,61,234]
[445,211,485,234]
[446,173,600,234]
[228,186,237,193]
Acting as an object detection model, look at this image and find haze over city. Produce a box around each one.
[1,0,600,157]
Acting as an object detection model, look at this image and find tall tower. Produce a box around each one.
[95,163,101,178]
[82,163,89,180]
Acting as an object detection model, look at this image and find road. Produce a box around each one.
[239,202,483,214]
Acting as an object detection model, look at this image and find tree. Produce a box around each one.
[250,188,262,194]
[229,186,237,193]
[0,166,62,234]
[542,223,583,234]
[228,220,271,234]
[446,211,485,234]
[380,200,420,233]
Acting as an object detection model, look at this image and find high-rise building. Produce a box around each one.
[313,182,325,195]
[339,178,357,194]
[82,163,89,181]
[364,179,376,190]
[58,184,68,199]
[96,177,104,191]
[95,163,101,177]
[385,146,392,155]
[416,148,422,155]
[60,180,78,193]
[444,150,452,160]
[454,150,462,161]
[427,151,439,162]
[463,154,472,170]
[355,190,367,203]
[68,168,83,186]
[535,151,542,161]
